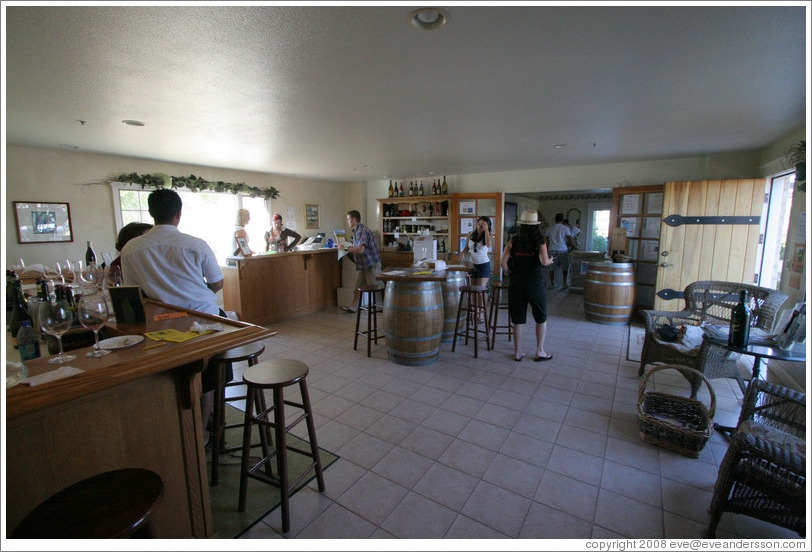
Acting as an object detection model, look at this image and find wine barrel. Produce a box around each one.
[383,280,444,366]
[569,251,607,294]
[440,270,468,343]
[583,261,635,325]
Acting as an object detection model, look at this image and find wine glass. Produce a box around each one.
[39,299,77,364]
[77,294,110,357]
[43,262,64,289]
[104,265,122,290]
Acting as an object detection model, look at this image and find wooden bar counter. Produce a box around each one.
[222,248,341,326]
[6,299,276,538]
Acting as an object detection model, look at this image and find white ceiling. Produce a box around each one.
[4,4,807,183]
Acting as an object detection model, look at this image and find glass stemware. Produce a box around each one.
[104,265,122,290]
[39,299,77,364]
[43,262,64,290]
[77,294,110,357]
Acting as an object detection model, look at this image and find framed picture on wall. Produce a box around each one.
[13,201,74,243]
[304,204,319,229]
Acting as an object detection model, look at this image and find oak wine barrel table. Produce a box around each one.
[583,261,636,325]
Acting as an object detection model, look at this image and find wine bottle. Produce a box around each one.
[441,176,448,195]
[399,183,404,197]
[419,181,424,196]
[85,240,97,269]
[17,320,41,361]
[9,281,32,349]
[728,290,751,348]
[432,180,437,195]
[388,180,394,197]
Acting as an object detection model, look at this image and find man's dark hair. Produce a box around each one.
[115,222,153,251]
[148,189,183,224]
[347,210,361,223]
[555,213,564,223]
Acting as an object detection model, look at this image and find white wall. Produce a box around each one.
[4,145,360,267]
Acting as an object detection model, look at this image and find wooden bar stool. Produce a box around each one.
[12,468,164,538]
[452,285,492,358]
[354,284,384,357]
[489,278,513,348]
[238,359,325,533]
[210,341,265,486]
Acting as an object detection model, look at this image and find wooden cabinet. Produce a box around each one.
[377,196,454,265]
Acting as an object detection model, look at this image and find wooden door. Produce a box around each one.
[653,179,766,310]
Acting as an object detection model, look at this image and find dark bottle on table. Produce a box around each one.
[17,320,41,361]
[85,240,97,269]
[9,280,32,349]
[728,290,751,348]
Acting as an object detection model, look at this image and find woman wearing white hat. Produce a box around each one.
[500,210,554,362]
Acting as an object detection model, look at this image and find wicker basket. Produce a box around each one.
[637,365,716,458]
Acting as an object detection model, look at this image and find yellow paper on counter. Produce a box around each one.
[144,328,213,343]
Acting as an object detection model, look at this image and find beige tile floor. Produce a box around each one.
[221,289,801,540]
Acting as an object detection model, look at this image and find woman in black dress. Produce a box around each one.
[500,210,554,362]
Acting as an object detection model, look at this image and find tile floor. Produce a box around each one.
[221,289,801,540]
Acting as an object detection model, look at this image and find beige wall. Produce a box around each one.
[5,145,360,267]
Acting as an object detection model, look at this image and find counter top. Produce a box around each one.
[6,299,275,419]
[226,247,339,262]
[378,265,471,282]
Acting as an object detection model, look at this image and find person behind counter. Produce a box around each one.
[265,213,302,252]
[460,216,493,287]
[233,208,254,256]
[340,209,381,313]
[110,222,153,273]
[500,210,555,362]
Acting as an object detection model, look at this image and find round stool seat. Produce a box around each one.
[358,284,384,292]
[244,359,309,389]
[460,285,488,292]
[212,342,265,362]
[13,469,163,538]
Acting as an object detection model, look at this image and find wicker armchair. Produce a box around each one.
[638,281,788,394]
[704,380,806,537]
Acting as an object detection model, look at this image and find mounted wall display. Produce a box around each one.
[304,204,320,229]
[13,201,74,244]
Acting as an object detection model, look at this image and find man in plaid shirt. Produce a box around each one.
[340,210,382,313]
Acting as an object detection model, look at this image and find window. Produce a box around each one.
[757,172,795,289]
[112,184,270,262]
[586,202,611,252]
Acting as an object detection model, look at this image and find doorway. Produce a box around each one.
[757,172,795,290]
[586,201,611,252]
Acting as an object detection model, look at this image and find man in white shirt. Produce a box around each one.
[121,188,225,445]
[547,213,577,289]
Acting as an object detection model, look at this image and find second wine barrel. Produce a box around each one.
[583,261,635,325]
[383,280,444,366]
[441,270,468,343]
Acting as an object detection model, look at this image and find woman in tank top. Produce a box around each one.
[460,216,493,287]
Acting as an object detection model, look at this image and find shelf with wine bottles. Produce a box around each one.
[377,195,454,262]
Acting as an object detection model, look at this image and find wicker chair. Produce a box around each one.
[704,380,806,537]
[638,281,788,395]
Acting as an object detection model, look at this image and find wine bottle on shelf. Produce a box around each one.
[441,176,448,195]
[399,183,404,197]
[419,181,424,196]
[432,180,437,195]
[9,281,32,349]
[85,241,97,269]
[728,290,751,348]
[388,180,394,197]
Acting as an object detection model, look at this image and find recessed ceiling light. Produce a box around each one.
[122,119,146,127]
[408,8,449,30]
[60,144,80,149]
[554,144,569,149]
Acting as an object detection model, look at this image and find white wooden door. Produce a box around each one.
[653,179,766,311]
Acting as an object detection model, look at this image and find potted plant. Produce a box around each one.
[783,140,805,192]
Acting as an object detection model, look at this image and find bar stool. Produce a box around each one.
[354,284,384,357]
[210,341,265,486]
[12,468,164,538]
[452,285,492,358]
[489,278,513,349]
[238,359,325,533]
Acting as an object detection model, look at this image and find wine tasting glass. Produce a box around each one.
[43,262,64,288]
[40,299,77,364]
[104,265,122,289]
[77,294,110,357]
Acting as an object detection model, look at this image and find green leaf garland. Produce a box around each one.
[114,172,280,200]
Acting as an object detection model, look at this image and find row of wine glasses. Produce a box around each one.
[38,293,110,364]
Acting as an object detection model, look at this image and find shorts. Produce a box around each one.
[508,274,547,325]
[355,262,382,289]
[550,250,570,271]
[471,262,491,280]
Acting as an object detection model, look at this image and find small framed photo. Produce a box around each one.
[235,237,251,256]
[304,204,320,229]
[14,201,74,243]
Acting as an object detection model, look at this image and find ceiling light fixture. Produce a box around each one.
[60,144,79,149]
[122,119,146,127]
[554,144,569,149]
[408,8,449,30]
